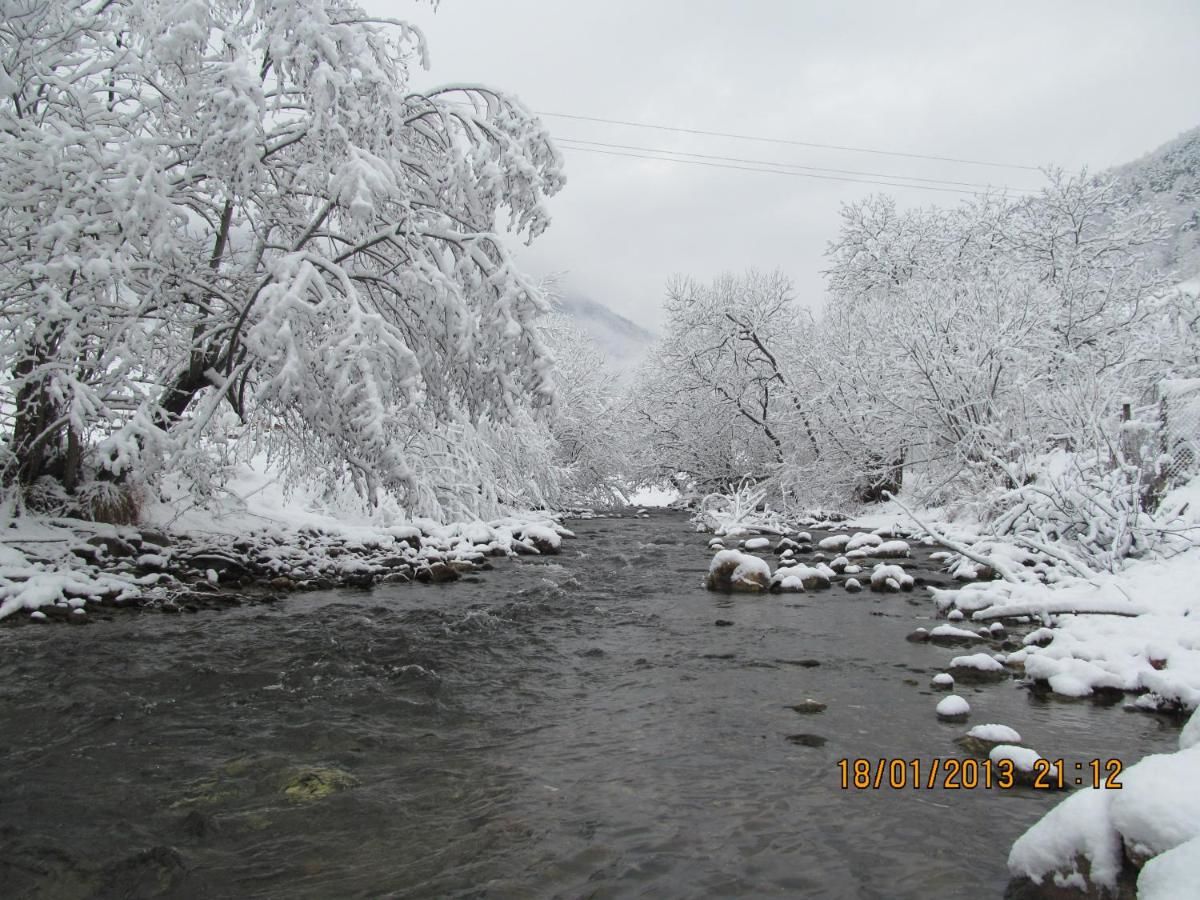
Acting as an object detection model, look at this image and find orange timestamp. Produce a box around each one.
[837,757,1124,791]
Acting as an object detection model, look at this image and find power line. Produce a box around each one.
[556,144,1035,196]
[556,136,1034,192]
[537,110,1042,172]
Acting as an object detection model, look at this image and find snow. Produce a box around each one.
[1110,745,1200,860]
[844,532,882,551]
[935,540,1200,709]
[870,563,913,590]
[771,563,832,591]
[817,534,851,551]
[1137,835,1200,899]
[989,744,1045,772]
[743,537,771,551]
[1009,743,1200,892]
[929,624,984,641]
[949,653,1005,672]
[967,723,1022,744]
[874,540,910,557]
[519,524,562,551]
[628,484,679,507]
[936,695,970,717]
[932,673,954,687]
[1009,787,1124,889]
[708,549,771,590]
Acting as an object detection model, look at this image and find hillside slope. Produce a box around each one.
[1114,125,1200,279]
[553,292,657,371]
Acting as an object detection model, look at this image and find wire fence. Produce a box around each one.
[1123,378,1200,507]
[1157,378,1200,487]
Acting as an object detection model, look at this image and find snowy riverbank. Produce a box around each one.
[694,486,1200,896]
[0,464,573,623]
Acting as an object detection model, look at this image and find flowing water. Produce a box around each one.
[0,512,1183,898]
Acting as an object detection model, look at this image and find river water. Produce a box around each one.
[0,511,1182,898]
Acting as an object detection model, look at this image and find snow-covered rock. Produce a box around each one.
[869,563,913,592]
[957,723,1022,756]
[936,695,970,719]
[845,532,882,551]
[771,563,832,591]
[968,723,1022,744]
[705,549,771,593]
[817,534,851,551]
[1009,743,1200,894]
[927,623,986,646]
[948,652,1009,684]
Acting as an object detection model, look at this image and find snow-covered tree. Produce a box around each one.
[539,312,632,505]
[628,269,820,497]
[0,0,565,518]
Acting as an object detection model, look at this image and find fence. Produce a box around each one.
[1123,378,1200,506]
[1157,378,1200,487]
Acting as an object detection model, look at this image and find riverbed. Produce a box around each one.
[0,511,1182,898]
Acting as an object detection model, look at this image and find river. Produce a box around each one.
[0,511,1182,898]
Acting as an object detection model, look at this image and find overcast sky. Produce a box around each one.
[365,0,1200,331]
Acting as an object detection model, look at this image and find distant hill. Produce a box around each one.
[1113,125,1200,280]
[553,292,657,371]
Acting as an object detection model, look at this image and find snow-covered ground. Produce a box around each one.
[0,459,573,622]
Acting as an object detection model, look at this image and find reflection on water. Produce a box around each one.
[0,513,1182,898]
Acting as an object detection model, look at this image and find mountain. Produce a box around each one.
[1113,125,1200,280]
[553,292,657,371]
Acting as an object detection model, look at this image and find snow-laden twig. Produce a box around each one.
[882,489,1023,583]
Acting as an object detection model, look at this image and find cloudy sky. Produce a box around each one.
[366,0,1200,330]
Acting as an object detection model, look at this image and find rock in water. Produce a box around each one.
[936,695,970,719]
[281,767,358,802]
[706,549,770,593]
[785,733,828,747]
[787,699,827,714]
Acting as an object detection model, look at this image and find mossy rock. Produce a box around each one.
[281,767,358,802]
[171,778,242,808]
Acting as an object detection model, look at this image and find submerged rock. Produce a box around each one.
[785,733,828,747]
[788,699,827,714]
[281,767,358,802]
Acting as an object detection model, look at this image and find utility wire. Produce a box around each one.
[538,110,1041,172]
[556,136,1035,192]
[557,144,1035,196]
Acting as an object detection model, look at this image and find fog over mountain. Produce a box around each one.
[553,292,657,371]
